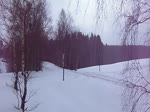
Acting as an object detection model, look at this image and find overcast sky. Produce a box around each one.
[47,0,122,45]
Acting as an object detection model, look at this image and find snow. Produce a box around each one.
[0,59,148,112]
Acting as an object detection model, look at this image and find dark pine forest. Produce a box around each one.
[1,32,150,71]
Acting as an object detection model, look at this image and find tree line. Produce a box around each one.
[44,32,103,70]
[37,36,150,70]
[1,33,150,71]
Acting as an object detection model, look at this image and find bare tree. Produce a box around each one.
[114,1,150,112]
[0,0,51,111]
[94,0,150,111]
[106,0,150,112]
[56,9,74,81]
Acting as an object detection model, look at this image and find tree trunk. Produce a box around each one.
[21,77,27,112]
[13,38,18,90]
[62,53,65,81]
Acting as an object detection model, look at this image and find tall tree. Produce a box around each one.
[56,9,73,81]
[0,0,51,111]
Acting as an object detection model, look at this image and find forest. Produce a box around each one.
[1,34,150,71]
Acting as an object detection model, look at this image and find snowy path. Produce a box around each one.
[74,70,124,86]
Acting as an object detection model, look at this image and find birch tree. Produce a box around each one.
[95,0,150,111]
[0,0,51,111]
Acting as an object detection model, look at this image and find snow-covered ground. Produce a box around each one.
[0,59,148,112]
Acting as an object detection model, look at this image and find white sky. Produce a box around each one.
[47,0,122,45]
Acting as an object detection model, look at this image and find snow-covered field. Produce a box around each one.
[0,59,148,112]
